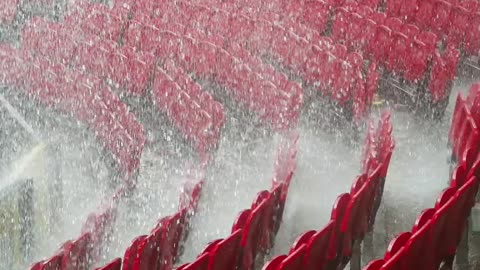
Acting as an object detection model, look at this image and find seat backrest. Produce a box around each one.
[381,232,411,270]
[261,255,287,270]
[278,244,307,270]
[134,226,164,270]
[202,239,223,255]
[95,258,122,270]
[241,200,267,270]
[449,95,466,147]
[41,252,64,270]
[384,17,403,33]
[61,232,91,270]
[303,221,335,270]
[430,187,456,268]
[451,160,468,189]
[404,208,435,269]
[384,232,411,260]
[122,235,147,270]
[290,230,316,253]
[209,229,243,270]
[232,209,252,232]
[327,193,351,260]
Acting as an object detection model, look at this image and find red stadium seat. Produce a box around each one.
[386,0,402,17]
[133,226,163,270]
[209,229,243,270]
[332,7,349,42]
[327,193,351,265]
[399,0,418,22]
[415,0,434,29]
[403,208,436,269]
[278,244,306,270]
[61,233,92,270]
[40,252,64,270]
[449,6,470,46]
[387,32,409,74]
[449,95,467,148]
[232,209,252,232]
[241,199,268,270]
[371,25,392,64]
[95,258,122,270]
[428,52,449,102]
[381,232,411,270]
[303,221,335,270]
[465,12,480,56]
[384,17,403,33]
[202,239,222,255]
[122,235,147,270]
[405,39,429,82]
[401,24,420,39]
[290,230,316,252]
[431,0,452,34]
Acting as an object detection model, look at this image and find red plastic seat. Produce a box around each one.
[40,252,64,270]
[133,225,164,270]
[387,32,409,74]
[302,0,330,33]
[384,17,403,33]
[449,95,467,147]
[381,232,411,270]
[303,221,335,270]
[332,7,349,42]
[428,52,449,102]
[326,193,351,265]
[399,0,418,22]
[386,0,402,17]
[122,235,147,270]
[278,244,306,270]
[232,209,252,232]
[61,233,92,270]
[401,24,420,39]
[241,199,268,270]
[371,25,392,64]
[415,0,434,29]
[209,229,243,270]
[405,39,429,82]
[465,12,480,56]
[290,230,316,252]
[347,13,365,50]
[95,258,122,270]
[404,208,436,270]
[431,0,452,34]
[449,6,470,46]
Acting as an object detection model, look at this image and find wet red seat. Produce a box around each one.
[347,13,365,50]
[278,244,307,270]
[404,208,436,269]
[303,221,335,270]
[262,255,287,270]
[381,232,411,270]
[303,0,330,33]
[290,230,316,252]
[133,225,164,270]
[405,39,429,82]
[449,6,470,46]
[241,199,268,270]
[370,12,387,25]
[431,0,452,34]
[232,209,252,232]
[209,229,243,270]
[122,235,147,270]
[39,252,64,270]
[95,258,122,270]
[332,7,349,42]
[384,17,403,33]
[449,95,467,147]
[399,0,418,22]
[386,0,402,17]
[326,193,351,267]
[387,32,409,74]
[371,25,392,64]
[399,24,418,43]
[415,0,434,29]
[363,259,384,270]
[428,52,449,103]
[465,12,480,56]
[61,232,92,270]
[455,116,479,161]
[271,183,286,235]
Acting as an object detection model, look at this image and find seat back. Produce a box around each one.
[278,244,307,270]
[381,232,411,270]
[209,229,243,270]
[290,230,316,252]
[327,193,351,261]
[303,221,335,270]
[232,209,252,232]
[404,208,435,269]
[61,233,91,270]
[363,259,384,270]
[262,255,287,270]
[183,253,210,270]
[241,200,267,270]
[122,235,147,270]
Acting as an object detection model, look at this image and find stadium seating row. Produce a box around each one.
[175,132,299,270]
[261,111,394,270]
[449,84,480,163]
[89,131,299,270]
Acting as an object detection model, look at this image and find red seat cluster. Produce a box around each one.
[262,112,394,270]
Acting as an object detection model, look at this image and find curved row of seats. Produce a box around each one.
[449,84,480,163]
[174,133,299,270]
[361,86,480,269]
[90,132,300,270]
[261,112,394,270]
